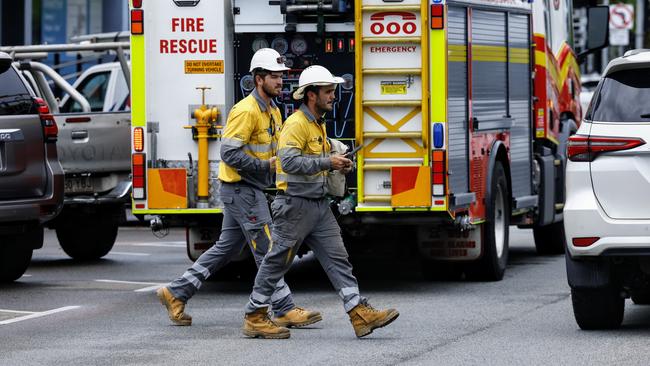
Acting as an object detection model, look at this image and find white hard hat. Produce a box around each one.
[292,65,344,100]
[249,48,290,72]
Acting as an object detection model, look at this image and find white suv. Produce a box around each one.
[565,49,650,330]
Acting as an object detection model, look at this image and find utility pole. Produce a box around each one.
[602,0,609,73]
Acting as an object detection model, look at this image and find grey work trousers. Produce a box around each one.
[168,182,295,317]
[246,195,364,314]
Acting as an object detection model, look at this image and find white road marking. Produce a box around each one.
[117,242,185,248]
[107,251,151,256]
[0,309,37,314]
[134,284,167,293]
[0,306,80,325]
[95,279,168,292]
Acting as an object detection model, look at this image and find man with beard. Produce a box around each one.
[242,65,399,339]
[158,48,321,331]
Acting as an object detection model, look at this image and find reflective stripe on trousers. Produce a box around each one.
[245,196,364,314]
[168,183,296,317]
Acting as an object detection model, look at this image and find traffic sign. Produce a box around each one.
[609,4,634,30]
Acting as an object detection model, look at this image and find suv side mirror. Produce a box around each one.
[578,6,610,63]
[0,52,12,74]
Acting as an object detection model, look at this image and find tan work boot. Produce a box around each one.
[156,287,192,326]
[348,302,399,338]
[273,307,323,328]
[243,307,290,339]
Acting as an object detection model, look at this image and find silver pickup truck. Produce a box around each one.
[2,40,131,260]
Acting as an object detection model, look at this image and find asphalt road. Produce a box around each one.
[2,227,650,365]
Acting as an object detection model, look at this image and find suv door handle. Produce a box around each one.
[71,130,88,139]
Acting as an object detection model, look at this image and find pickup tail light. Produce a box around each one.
[567,135,646,162]
[132,153,146,199]
[35,97,58,142]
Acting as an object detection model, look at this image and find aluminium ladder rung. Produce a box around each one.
[363,131,422,139]
[363,68,421,75]
[361,5,420,11]
[362,100,422,107]
[362,37,421,44]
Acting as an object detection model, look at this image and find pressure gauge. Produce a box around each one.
[251,37,269,52]
[341,73,354,90]
[271,37,289,55]
[240,75,255,92]
[290,37,308,56]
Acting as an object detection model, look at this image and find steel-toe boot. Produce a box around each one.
[273,306,323,328]
[243,307,290,339]
[348,302,399,338]
[157,287,192,326]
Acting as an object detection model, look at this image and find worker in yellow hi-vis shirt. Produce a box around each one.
[157,48,321,329]
[243,65,399,339]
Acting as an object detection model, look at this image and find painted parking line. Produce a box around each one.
[116,242,185,248]
[95,279,167,292]
[0,306,80,325]
[107,251,151,257]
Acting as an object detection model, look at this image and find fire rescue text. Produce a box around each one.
[159,18,217,54]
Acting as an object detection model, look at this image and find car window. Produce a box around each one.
[0,66,35,116]
[62,71,110,113]
[589,69,650,122]
[111,71,130,111]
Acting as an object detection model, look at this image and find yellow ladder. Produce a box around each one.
[355,0,429,208]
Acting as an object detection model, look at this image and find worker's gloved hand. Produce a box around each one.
[340,164,353,174]
[269,156,277,172]
[330,154,352,171]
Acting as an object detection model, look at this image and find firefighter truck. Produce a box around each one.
[129,0,608,280]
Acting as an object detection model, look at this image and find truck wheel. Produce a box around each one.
[468,161,510,281]
[0,227,42,282]
[631,291,650,305]
[56,212,118,260]
[533,221,566,255]
[572,287,624,330]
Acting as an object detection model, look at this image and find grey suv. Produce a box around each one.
[0,52,63,282]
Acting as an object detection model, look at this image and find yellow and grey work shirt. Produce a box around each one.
[218,88,282,190]
[276,104,332,199]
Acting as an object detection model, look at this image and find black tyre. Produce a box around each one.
[469,161,510,281]
[572,287,624,330]
[0,226,42,282]
[631,291,650,305]
[56,211,118,260]
[533,221,566,255]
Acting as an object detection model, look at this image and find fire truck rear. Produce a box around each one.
[129,0,234,261]
[131,0,608,279]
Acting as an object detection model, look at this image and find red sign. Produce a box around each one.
[369,11,417,35]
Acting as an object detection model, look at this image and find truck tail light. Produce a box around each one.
[133,127,144,152]
[132,153,146,199]
[131,9,144,35]
[567,135,646,162]
[132,0,143,8]
[432,150,446,196]
[431,5,444,30]
[572,237,600,247]
[35,98,58,142]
